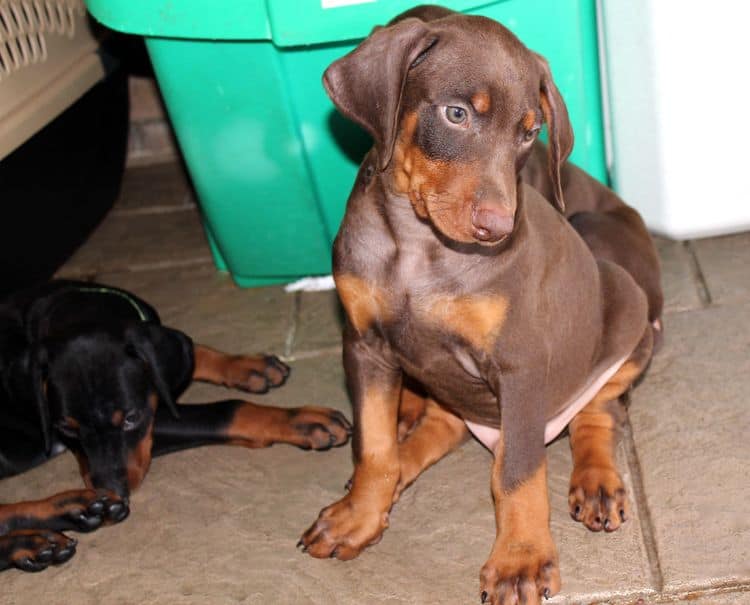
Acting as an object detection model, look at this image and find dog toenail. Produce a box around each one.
[481,590,488,603]
[544,588,551,599]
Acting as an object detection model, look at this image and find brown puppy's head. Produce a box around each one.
[323,13,573,245]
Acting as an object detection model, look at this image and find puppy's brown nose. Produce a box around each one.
[472,207,514,242]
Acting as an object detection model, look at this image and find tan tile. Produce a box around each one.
[691,232,750,305]
[57,207,212,277]
[654,236,704,313]
[628,302,750,592]
[664,591,750,604]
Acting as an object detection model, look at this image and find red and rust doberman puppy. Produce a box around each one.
[299,6,662,604]
[0,280,351,573]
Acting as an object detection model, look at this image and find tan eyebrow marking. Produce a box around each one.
[523,109,538,131]
[471,91,491,114]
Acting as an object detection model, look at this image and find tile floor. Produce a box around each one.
[1,162,748,604]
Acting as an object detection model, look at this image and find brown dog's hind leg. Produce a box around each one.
[397,381,429,442]
[394,398,468,502]
[568,327,653,532]
[193,344,290,394]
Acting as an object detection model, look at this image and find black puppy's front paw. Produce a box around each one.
[227,354,291,393]
[0,530,77,573]
[49,490,129,533]
[288,407,352,450]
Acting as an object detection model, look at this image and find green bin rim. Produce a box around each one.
[85,0,508,45]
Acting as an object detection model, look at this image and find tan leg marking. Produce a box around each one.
[568,328,653,532]
[480,438,561,605]
[397,384,428,441]
[225,403,351,450]
[301,384,401,560]
[193,344,289,393]
[394,398,468,502]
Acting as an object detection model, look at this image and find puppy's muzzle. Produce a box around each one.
[472,206,514,243]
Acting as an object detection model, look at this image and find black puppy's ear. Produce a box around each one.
[323,18,437,171]
[535,53,574,213]
[28,344,52,454]
[125,324,194,419]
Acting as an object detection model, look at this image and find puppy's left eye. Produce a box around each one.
[445,106,468,125]
[524,126,541,142]
[123,410,143,431]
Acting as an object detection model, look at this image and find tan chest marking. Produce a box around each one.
[424,295,509,351]
[335,274,391,335]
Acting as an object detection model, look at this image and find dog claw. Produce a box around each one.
[296,539,307,552]
[481,590,488,603]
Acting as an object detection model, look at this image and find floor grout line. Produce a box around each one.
[683,241,713,307]
[283,291,301,359]
[280,344,342,362]
[622,412,665,596]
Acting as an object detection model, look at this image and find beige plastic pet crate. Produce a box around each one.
[0,0,106,160]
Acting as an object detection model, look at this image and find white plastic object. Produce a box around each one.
[600,0,750,239]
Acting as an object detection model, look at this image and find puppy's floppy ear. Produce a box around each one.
[125,324,194,419]
[25,344,52,454]
[535,53,574,212]
[323,18,437,171]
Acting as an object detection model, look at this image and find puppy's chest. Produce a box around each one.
[338,269,505,399]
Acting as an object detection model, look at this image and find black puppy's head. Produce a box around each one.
[28,323,191,498]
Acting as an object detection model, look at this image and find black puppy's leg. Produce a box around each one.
[193,344,290,394]
[0,529,77,572]
[0,490,129,573]
[152,401,351,456]
[0,490,129,535]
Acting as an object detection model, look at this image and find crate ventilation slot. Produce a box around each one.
[0,0,85,80]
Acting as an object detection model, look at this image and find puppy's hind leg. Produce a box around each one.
[568,327,653,532]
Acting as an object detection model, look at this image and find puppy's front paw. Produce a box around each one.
[479,537,560,605]
[227,354,290,393]
[288,406,352,450]
[299,495,388,560]
[49,489,129,532]
[569,465,629,532]
[1,530,77,572]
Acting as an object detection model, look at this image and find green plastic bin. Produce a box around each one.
[86,0,605,287]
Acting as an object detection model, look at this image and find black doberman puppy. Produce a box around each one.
[0,280,351,572]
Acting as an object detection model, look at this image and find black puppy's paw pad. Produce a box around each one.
[3,530,77,573]
[52,490,129,532]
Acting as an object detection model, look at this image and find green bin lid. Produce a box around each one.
[85,0,504,44]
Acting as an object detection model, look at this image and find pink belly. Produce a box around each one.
[464,354,629,453]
